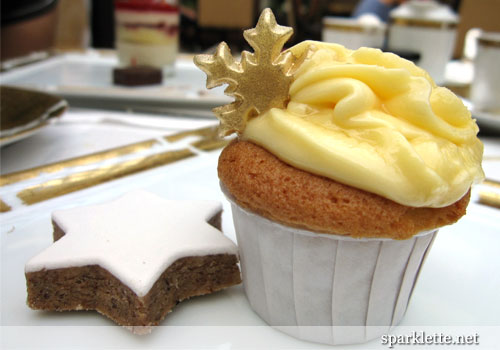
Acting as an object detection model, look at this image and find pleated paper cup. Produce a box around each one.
[226,193,437,345]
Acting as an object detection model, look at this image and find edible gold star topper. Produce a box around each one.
[194,8,303,136]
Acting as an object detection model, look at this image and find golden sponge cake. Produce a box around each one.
[219,140,469,240]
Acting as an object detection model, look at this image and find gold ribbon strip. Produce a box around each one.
[478,191,500,209]
[0,126,219,187]
[0,198,11,213]
[191,137,230,151]
[17,149,194,205]
[0,126,225,208]
[478,179,500,209]
[0,139,157,187]
[484,179,500,188]
[165,125,221,142]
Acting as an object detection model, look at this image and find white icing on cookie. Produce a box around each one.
[25,191,238,297]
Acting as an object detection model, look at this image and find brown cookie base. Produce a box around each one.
[26,213,241,329]
[26,255,240,328]
[218,140,470,240]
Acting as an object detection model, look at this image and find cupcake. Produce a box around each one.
[195,9,484,345]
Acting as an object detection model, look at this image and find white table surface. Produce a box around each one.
[1,109,499,349]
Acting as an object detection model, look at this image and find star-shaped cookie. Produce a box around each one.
[25,191,241,332]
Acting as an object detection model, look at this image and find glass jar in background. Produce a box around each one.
[114,0,179,74]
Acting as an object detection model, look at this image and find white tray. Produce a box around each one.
[1,147,500,348]
[0,52,230,117]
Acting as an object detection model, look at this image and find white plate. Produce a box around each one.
[0,88,68,148]
[1,144,499,348]
[0,52,230,117]
[0,119,55,147]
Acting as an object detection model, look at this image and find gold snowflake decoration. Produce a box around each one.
[194,8,302,136]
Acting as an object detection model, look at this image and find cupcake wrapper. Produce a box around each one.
[229,199,437,345]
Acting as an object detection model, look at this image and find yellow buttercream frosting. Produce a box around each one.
[243,41,484,208]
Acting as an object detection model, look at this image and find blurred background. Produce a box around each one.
[1,0,499,60]
[1,0,500,122]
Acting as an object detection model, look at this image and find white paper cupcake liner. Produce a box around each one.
[225,191,437,345]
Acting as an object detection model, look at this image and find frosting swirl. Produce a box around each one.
[243,41,484,208]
